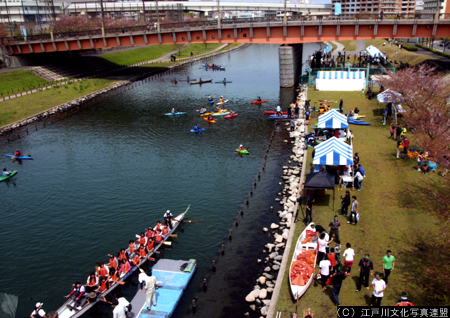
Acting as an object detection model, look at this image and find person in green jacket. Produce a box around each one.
[382,250,395,285]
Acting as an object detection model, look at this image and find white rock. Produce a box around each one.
[245,292,255,302]
[269,252,278,259]
[282,231,289,240]
[262,299,271,306]
[258,276,266,285]
[275,255,283,261]
[266,243,275,251]
[262,227,268,232]
[273,260,281,266]
[251,289,260,298]
[270,223,279,230]
[264,273,275,279]
[261,306,269,316]
[257,259,262,263]
[276,243,285,248]
[259,289,268,299]
[289,196,297,202]
[250,305,256,311]
[264,266,271,272]
[254,285,261,290]
[275,235,283,243]
[272,265,280,270]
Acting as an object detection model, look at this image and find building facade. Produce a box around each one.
[331,0,417,14]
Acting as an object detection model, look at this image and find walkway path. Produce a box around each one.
[0,43,230,102]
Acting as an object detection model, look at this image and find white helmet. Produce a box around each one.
[240,144,243,147]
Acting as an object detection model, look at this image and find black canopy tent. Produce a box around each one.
[304,172,336,209]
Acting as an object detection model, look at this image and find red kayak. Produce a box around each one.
[225,113,238,118]
[264,111,288,115]
[251,100,268,104]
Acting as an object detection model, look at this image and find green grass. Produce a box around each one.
[176,43,224,58]
[275,89,445,316]
[0,78,114,126]
[0,70,54,97]
[365,39,436,65]
[337,40,357,51]
[100,44,182,65]
[330,42,338,53]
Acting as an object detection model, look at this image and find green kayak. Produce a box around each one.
[0,170,18,182]
[235,149,249,154]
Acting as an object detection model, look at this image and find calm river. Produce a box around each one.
[0,44,295,318]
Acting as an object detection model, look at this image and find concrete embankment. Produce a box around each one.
[242,86,309,317]
[0,43,246,144]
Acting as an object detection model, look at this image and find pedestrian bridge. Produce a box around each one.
[3,15,450,55]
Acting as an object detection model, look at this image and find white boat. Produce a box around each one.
[56,205,190,318]
[216,99,229,105]
[289,222,317,300]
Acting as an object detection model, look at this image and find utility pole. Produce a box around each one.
[99,0,105,37]
[283,0,287,25]
[217,0,221,28]
[142,0,146,23]
[434,0,440,22]
[156,0,160,32]
[5,0,13,36]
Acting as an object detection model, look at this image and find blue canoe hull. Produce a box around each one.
[348,121,371,125]
[5,154,33,160]
[191,128,205,133]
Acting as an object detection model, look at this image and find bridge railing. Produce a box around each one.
[1,12,449,45]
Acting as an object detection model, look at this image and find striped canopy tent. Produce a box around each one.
[317,109,349,129]
[313,137,353,166]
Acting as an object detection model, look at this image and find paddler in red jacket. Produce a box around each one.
[86,272,99,290]
[98,263,109,281]
[109,255,118,271]
[155,229,164,244]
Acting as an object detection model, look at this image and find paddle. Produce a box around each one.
[173,219,203,223]
[134,234,172,246]
[11,153,28,159]
[143,230,177,238]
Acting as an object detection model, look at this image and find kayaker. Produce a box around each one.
[30,302,46,318]
[238,144,245,151]
[208,96,213,102]
[220,96,224,103]
[193,123,200,132]
[276,105,282,116]
[257,96,261,102]
[164,210,173,229]
[98,262,109,281]
[146,236,155,253]
[86,272,99,290]
[119,259,131,277]
[65,282,86,307]
[354,107,360,114]
[155,228,165,243]
[208,115,213,121]
[223,78,227,83]
[109,254,119,270]
[14,149,22,157]
[199,78,202,83]
[171,108,176,114]
[2,168,11,176]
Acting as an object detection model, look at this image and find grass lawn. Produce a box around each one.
[0,70,53,97]
[176,43,224,58]
[337,40,357,51]
[100,44,182,65]
[0,78,114,127]
[275,89,445,316]
[365,39,436,66]
[330,42,338,53]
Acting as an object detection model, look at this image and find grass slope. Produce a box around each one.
[0,79,114,127]
[100,44,181,65]
[337,40,357,51]
[275,89,444,316]
[0,70,52,96]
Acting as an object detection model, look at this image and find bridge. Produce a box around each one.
[3,15,450,56]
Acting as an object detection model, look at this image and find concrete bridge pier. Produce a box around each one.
[278,44,303,88]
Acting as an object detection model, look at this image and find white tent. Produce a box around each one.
[316,70,366,91]
[313,137,353,166]
[317,109,349,129]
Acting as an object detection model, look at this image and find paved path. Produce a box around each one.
[0,43,230,102]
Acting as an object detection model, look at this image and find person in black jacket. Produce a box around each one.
[331,267,346,306]
[340,191,351,216]
[356,254,374,291]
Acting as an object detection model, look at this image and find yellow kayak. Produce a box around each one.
[351,114,366,118]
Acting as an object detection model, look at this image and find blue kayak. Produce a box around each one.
[163,112,187,116]
[200,110,209,114]
[5,154,33,160]
[208,100,215,104]
[268,115,289,120]
[191,128,205,133]
[348,118,371,125]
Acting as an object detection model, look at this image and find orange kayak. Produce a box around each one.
[251,100,268,104]
[204,117,216,123]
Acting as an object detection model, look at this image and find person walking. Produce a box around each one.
[347,196,359,225]
[396,137,404,159]
[138,269,157,311]
[317,232,333,265]
[305,197,314,224]
[339,98,343,112]
[340,191,350,216]
[331,267,346,306]
[319,254,332,291]
[371,274,387,306]
[403,137,409,155]
[343,243,355,274]
[382,250,395,285]
[355,170,364,191]
[394,292,415,306]
[382,106,388,125]
[356,254,374,291]
[121,26,125,34]
[396,125,402,141]
[328,215,341,242]
[380,11,384,21]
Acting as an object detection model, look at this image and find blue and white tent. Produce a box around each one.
[366,45,386,58]
[317,109,349,129]
[377,89,404,103]
[313,137,353,166]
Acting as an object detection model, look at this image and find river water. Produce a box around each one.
[0,44,295,318]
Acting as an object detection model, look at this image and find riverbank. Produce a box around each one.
[274,89,445,316]
[0,43,245,143]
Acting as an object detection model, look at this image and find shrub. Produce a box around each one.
[397,42,418,51]
[416,44,450,58]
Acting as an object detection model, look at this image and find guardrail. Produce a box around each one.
[1,12,449,45]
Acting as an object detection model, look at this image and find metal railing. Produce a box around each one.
[1,12,449,45]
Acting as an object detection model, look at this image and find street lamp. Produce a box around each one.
[283,0,287,25]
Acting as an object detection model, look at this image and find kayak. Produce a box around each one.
[216,100,229,105]
[204,117,216,123]
[215,81,232,83]
[190,80,212,85]
[200,109,209,114]
[171,81,177,84]
[204,65,225,70]
[0,170,18,182]
[251,100,268,104]
[212,112,230,117]
[235,149,249,154]
[264,111,288,115]
[5,154,34,160]
[200,112,212,117]
[349,114,366,118]
[268,115,289,120]
[348,119,371,125]
[225,113,238,119]
[163,112,187,116]
[208,100,215,104]
[191,128,205,133]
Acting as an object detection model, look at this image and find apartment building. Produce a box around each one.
[332,0,417,14]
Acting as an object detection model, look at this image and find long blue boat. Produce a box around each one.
[130,259,197,318]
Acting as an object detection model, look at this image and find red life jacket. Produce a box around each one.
[88,276,97,286]
[121,262,130,274]
[111,272,118,282]
[139,236,146,246]
[99,266,108,277]
[132,254,140,265]
[100,280,108,292]
[155,233,163,242]
[147,240,155,251]
[139,247,147,258]
[119,250,127,261]
[129,243,135,253]
[155,223,162,231]
[162,227,169,235]
[110,258,118,270]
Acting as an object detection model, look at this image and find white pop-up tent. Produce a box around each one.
[316,70,366,91]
